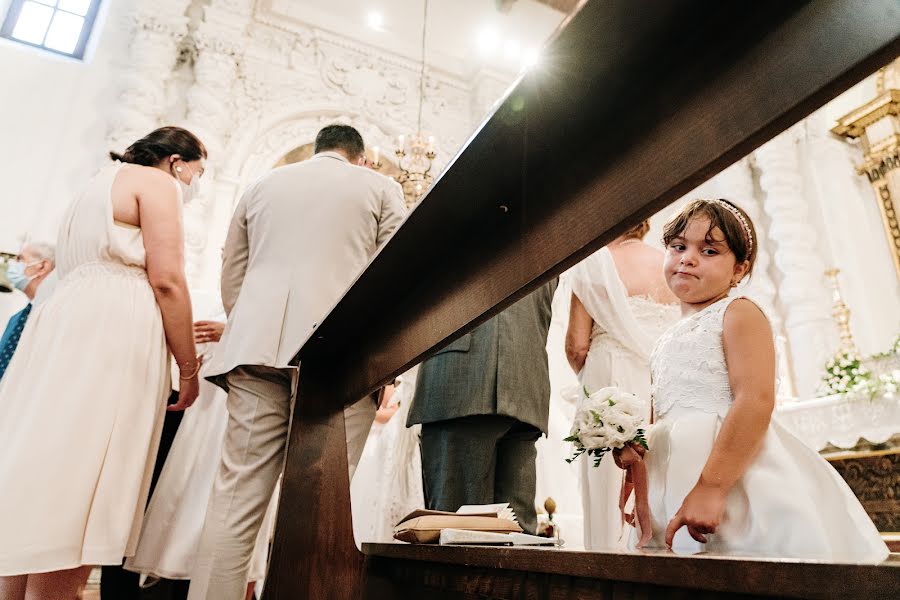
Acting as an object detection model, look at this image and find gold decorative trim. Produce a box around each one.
[832,87,900,282]
[831,90,900,139]
[824,446,900,462]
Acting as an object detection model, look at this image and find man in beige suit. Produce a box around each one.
[189,125,406,600]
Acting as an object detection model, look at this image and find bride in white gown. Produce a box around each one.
[565,222,679,551]
[125,301,275,595]
[351,366,423,545]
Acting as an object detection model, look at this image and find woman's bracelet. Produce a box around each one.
[178,357,202,380]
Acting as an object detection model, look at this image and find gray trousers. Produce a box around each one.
[188,365,375,600]
[420,415,541,534]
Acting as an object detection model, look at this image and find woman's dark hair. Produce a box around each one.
[662,199,758,276]
[314,124,365,160]
[109,126,207,166]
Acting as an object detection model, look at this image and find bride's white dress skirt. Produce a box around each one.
[125,377,275,581]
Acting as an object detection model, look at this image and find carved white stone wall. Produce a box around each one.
[181,1,515,290]
[106,0,192,151]
[177,0,249,287]
[755,128,837,399]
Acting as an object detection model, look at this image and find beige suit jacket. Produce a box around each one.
[203,151,406,386]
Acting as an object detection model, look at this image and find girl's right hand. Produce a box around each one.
[168,374,200,411]
[664,479,728,546]
[613,442,646,470]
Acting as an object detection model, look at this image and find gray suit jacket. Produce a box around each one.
[204,152,406,387]
[407,281,558,434]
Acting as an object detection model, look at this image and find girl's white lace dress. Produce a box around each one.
[634,296,888,562]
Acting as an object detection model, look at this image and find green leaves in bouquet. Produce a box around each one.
[565,429,649,465]
[634,428,649,451]
[565,445,609,466]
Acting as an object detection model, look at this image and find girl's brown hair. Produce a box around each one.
[662,199,757,276]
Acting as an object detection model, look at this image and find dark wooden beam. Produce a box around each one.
[296,0,900,407]
[362,544,900,600]
[264,1,900,598]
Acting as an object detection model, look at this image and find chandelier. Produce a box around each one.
[374,0,436,205]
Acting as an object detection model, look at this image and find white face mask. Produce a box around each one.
[7,260,39,292]
[174,163,201,204]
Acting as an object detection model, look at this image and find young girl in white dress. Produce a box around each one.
[621,199,888,562]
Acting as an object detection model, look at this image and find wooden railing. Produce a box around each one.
[262,0,900,597]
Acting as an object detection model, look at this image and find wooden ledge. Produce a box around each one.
[362,543,900,599]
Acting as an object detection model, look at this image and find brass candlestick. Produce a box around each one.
[825,268,859,357]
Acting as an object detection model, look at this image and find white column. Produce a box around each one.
[713,159,780,322]
[179,0,248,290]
[755,129,837,399]
[106,0,192,151]
[712,159,795,398]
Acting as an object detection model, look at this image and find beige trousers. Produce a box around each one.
[187,365,375,600]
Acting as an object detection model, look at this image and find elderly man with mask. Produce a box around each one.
[0,242,55,381]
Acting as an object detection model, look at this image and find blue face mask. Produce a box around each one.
[7,260,39,292]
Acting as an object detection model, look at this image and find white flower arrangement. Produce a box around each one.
[819,352,871,397]
[564,386,648,467]
[819,334,900,399]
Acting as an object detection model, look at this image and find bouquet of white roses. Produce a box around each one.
[565,385,653,547]
[564,386,648,467]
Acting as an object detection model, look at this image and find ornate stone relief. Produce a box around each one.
[131,0,518,289]
[106,0,193,152]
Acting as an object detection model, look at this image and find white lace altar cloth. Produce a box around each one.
[776,392,900,452]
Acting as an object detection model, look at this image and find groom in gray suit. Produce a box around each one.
[407,281,557,534]
[190,125,406,600]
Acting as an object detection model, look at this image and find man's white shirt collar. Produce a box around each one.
[313,151,349,163]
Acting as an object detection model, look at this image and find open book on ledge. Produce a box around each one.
[393,503,521,544]
[396,503,517,525]
[438,528,558,546]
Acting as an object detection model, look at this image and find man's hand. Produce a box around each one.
[194,320,225,344]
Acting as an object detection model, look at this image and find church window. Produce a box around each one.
[1,0,102,59]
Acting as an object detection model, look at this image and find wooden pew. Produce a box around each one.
[263,1,900,597]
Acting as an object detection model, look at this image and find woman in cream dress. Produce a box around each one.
[565,222,679,551]
[0,127,205,599]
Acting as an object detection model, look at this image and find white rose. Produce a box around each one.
[580,432,607,450]
[609,390,643,418]
[588,387,617,405]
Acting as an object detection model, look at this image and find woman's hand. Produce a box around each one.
[194,320,225,344]
[168,374,200,411]
[665,479,728,546]
[374,404,399,424]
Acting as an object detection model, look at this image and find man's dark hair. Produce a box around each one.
[314,125,365,160]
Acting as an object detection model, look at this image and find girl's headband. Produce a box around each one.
[710,199,753,256]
